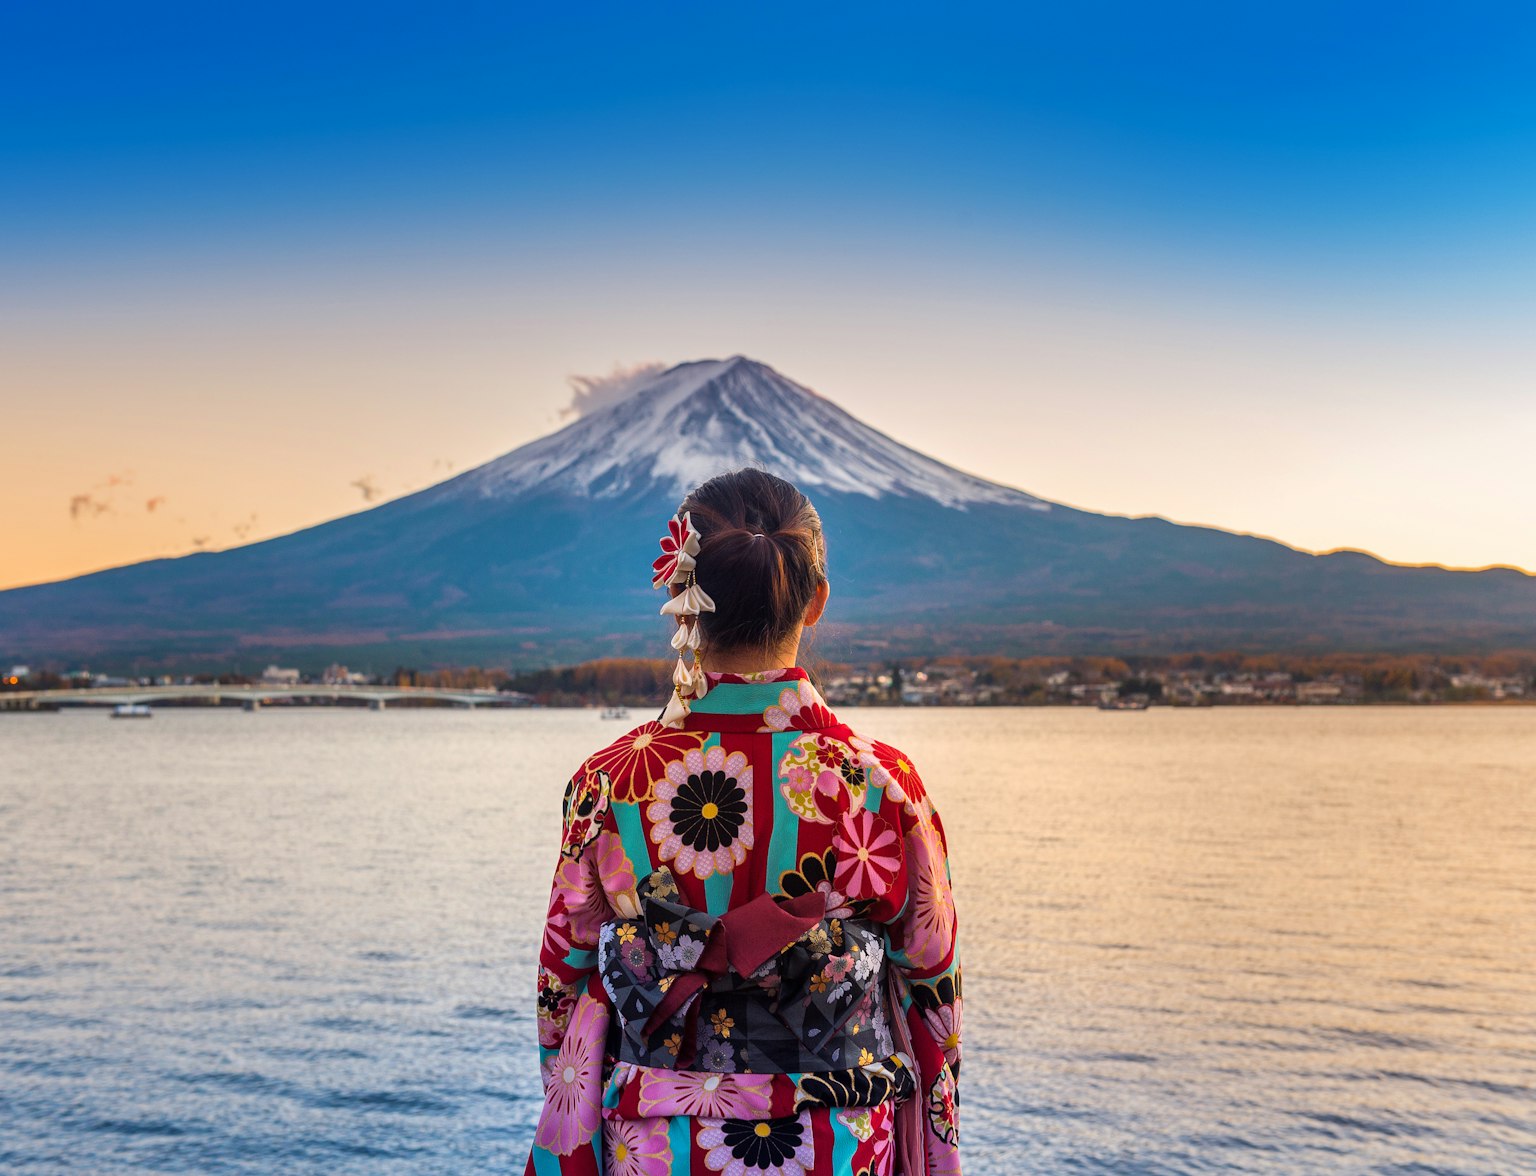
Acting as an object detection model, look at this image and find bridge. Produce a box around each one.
[0,684,534,712]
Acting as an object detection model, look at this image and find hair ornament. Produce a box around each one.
[653,510,714,727]
[651,511,701,589]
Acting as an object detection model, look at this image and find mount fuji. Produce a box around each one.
[4,356,1534,671]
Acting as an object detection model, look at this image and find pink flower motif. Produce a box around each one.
[647,746,754,880]
[534,992,607,1155]
[831,808,902,900]
[617,936,655,981]
[553,853,610,948]
[762,680,837,733]
[776,734,856,825]
[923,1000,962,1068]
[652,511,701,588]
[861,1102,895,1176]
[635,1068,774,1118]
[902,819,956,971]
[604,1116,673,1176]
[594,830,640,917]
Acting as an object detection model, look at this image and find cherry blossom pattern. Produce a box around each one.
[648,746,754,879]
[587,723,707,805]
[534,992,608,1155]
[761,679,838,733]
[635,1069,774,1118]
[831,809,902,902]
[603,1116,673,1176]
[698,1112,815,1176]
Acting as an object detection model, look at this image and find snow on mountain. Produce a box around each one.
[449,356,1052,510]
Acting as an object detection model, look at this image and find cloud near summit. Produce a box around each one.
[562,361,666,419]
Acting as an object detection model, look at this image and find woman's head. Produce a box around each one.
[677,468,828,657]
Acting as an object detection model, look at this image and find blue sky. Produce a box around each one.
[4,0,1536,587]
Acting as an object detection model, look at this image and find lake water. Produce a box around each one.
[1,706,1533,1174]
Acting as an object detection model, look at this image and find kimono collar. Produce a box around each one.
[678,666,841,733]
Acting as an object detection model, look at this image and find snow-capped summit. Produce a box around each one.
[451,356,1052,510]
[6,353,1535,669]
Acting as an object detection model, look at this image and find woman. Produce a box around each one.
[527,469,961,1176]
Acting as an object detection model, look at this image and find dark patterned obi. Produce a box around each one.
[597,868,899,1079]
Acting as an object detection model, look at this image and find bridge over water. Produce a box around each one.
[0,684,534,712]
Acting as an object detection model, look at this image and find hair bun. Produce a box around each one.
[680,470,827,653]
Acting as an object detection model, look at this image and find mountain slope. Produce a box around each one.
[3,356,1533,671]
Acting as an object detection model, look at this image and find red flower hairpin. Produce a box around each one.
[651,511,702,589]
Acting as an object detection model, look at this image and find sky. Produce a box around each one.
[4,0,1536,590]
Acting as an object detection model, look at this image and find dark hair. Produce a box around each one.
[679,468,828,653]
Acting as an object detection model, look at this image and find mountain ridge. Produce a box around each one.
[4,356,1535,671]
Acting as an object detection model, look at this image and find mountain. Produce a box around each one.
[4,355,1535,671]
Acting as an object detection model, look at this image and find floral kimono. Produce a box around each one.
[527,667,961,1176]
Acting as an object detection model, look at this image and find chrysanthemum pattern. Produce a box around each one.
[647,746,754,879]
[534,992,608,1155]
[761,679,838,733]
[588,724,708,805]
[604,1116,673,1176]
[528,668,959,1176]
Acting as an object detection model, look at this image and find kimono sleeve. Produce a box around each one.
[873,746,962,1172]
[525,762,613,1175]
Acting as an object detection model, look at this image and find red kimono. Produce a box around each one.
[527,667,961,1175]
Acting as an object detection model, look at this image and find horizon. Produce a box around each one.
[6,2,1536,590]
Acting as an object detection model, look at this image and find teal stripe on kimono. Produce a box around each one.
[696,731,735,915]
[864,779,886,813]
[703,868,733,915]
[687,679,792,714]
[529,1145,563,1176]
[667,1114,694,1174]
[830,1109,861,1171]
[765,731,802,891]
[611,802,653,879]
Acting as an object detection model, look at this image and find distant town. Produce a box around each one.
[4,650,1534,710]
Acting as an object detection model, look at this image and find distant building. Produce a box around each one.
[8,665,30,680]
[322,663,367,685]
[261,664,302,685]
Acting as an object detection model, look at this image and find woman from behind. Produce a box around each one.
[527,468,961,1176]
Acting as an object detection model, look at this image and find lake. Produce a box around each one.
[2,706,1533,1174]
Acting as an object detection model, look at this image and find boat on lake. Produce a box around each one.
[600,705,630,720]
[110,703,153,719]
[1098,695,1151,711]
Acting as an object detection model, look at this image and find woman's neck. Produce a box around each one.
[702,638,801,675]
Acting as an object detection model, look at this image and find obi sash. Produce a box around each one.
[597,868,895,1074]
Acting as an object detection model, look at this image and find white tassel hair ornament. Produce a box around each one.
[651,510,715,727]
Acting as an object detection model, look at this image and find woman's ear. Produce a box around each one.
[803,580,830,627]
